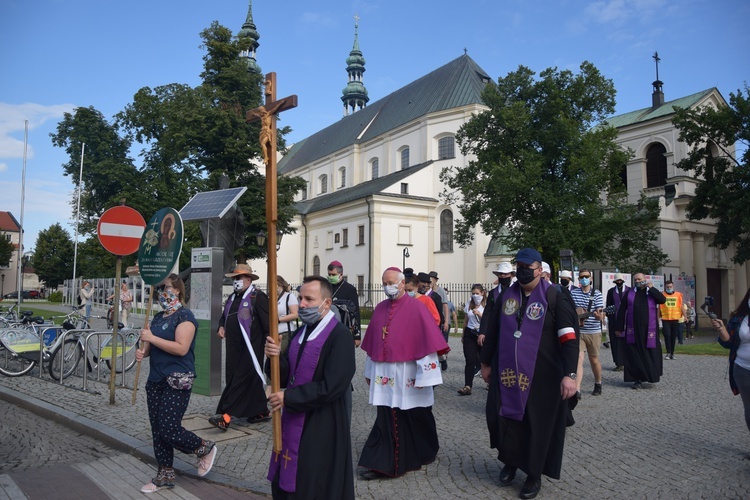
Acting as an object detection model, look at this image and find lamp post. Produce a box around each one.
[257,230,284,252]
[20,252,32,303]
[402,247,410,271]
[1,273,4,297]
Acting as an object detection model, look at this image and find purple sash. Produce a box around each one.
[267,317,337,492]
[497,280,550,421]
[223,289,254,346]
[625,289,657,348]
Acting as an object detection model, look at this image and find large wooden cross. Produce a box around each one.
[246,72,297,454]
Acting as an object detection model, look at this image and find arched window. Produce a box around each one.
[400,147,410,170]
[371,158,379,179]
[438,136,455,159]
[339,167,346,188]
[440,209,453,252]
[319,174,328,194]
[300,181,308,201]
[646,143,667,188]
[313,255,320,276]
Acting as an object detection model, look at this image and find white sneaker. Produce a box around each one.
[197,444,218,477]
[664,354,670,360]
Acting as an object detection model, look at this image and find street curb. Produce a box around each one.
[0,384,271,496]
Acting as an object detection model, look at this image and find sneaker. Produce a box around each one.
[197,441,218,477]
[592,383,602,396]
[209,414,230,431]
[670,354,675,360]
[665,354,671,360]
[141,467,175,493]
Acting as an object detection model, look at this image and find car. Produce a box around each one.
[28,290,40,299]
[2,291,31,300]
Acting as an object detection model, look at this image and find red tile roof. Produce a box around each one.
[0,211,21,232]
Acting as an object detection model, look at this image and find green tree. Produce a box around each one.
[75,237,124,279]
[673,85,750,264]
[441,62,667,270]
[0,236,13,268]
[32,224,74,289]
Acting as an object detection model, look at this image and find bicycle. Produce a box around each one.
[0,310,55,377]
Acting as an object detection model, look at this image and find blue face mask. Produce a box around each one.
[407,291,417,298]
[579,277,591,287]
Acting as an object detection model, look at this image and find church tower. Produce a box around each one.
[651,51,664,108]
[341,15,369,116]
[238,0,261,74]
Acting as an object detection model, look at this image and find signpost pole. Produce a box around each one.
[109,256,121,404]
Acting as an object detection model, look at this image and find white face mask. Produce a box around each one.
[233,279,246,291]
[384,284,400,299]
[472,294,483,305]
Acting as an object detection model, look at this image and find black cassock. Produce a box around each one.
[480,285,579,480]
[269,320,356,500]
[615,286,666,383]
[216,290,269,419]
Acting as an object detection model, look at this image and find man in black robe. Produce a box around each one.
[480,248,579,499]
[327,260,361,347]
[613,273,666,389]
[264,276,355,500]
[605,273,629,372]
[209,264,270,430]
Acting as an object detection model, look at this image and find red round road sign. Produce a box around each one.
[97,206,147,256]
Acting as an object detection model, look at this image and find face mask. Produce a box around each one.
[233,279,246,292]
[418,284,430,295]
[158,289,181,312]
[298,304,324,325]
[635,281,647,289]
[384,284,400,299]
[614,281,624,288]
[516,266,536,285]
[579,277,591,287]
[407,291,417,298]
[472,294,483,305]
[327,274,341,285]
[85,285,91,290]
[665,288,674,294]
[498,277,512,288]
[560,279,570,287]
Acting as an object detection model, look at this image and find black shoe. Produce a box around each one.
[602,342,610,349]
[498,465,517,486]
[614,365,624,372]
[592,383,602,396]
[632,381,642,390]
[440,359,448,371]
[519,476,541,499]
[576,390,582,401]
[358,469,389,481]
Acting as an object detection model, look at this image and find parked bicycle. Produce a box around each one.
[0,310,56,377]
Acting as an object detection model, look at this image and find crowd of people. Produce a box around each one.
[128,253,749,500]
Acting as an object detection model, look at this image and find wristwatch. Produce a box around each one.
[566,373,577,380]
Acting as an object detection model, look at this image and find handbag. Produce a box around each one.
[166,371,195,391]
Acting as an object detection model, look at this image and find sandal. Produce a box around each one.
[248,411,271,423]
[457,386,472,396]
[208,414,230,431]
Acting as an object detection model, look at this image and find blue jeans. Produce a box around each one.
[733,363,750,434]
[85,303,92,320]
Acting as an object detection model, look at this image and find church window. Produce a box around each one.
[339,167,346,188]
[371,158,379,179]
[438,136,455,159]
[646,143,667,188]
[313,255,320,276]
[357,225,365,245]
[401,183,408,194]
[440,209,454,252]
[319,174,328,194]
[342,228,348,247]
[400,147,410,170]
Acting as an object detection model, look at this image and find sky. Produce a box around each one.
[1,0,747,251]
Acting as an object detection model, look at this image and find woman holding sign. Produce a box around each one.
[135,274,218,493]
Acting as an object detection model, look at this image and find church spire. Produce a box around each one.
[651,51,664,108]
[238,0,261,74]
[341,14,369,116]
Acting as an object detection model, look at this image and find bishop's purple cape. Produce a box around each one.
[361,293,449,362]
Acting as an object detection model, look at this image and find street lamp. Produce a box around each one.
[402,247,410,270]
[1,273,4,297]
[257,230,284,251]
[559,249,573,273]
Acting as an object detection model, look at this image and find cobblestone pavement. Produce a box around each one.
[0,400,262,499]
[1,306,749,499]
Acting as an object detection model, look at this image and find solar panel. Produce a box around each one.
[179,187,247,221]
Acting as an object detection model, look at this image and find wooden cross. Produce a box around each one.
[246,72,298,454]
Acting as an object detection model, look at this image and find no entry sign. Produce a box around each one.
[97,206,146,256]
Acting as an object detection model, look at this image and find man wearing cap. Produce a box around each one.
[327,261,361,348]
[209,264,270,430]
[570,268,606,397]
[479,262,514,340]
[605,274,629,371]
[559,271,573,291]
[480,248,578,499]
[541,262,552,282]
[358,267,449,480]
[429,271,451,337]
[613,273,666,389]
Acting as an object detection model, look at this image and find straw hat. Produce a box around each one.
[225,264,259,280]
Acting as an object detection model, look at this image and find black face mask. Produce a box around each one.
[516,266,536,285]
[560,279,570,287]
[498,277,512,288]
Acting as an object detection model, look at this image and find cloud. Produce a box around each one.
[0,102,76,161]
[0,163,6,172]
[299,12,337,29]
[583,0,669,25]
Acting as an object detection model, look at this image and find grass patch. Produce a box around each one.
[675,339,727,356]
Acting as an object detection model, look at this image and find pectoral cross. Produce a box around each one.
[246,72,298,455]
[382,326,388,340]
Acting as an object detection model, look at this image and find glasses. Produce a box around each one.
[579,275,591,279]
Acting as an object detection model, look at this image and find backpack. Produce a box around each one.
[77,294,82,306]
[332,301,359,337]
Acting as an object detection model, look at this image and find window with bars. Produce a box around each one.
[440,209,453,252]
[319,174,328,194]
[371,158,379,179]
[342,228,348,247]
[438,136,455,159]
[339,167,346,188]
[357,225,365,245]
[313,255,320,276]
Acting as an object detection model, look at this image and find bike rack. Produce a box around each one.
[82,330,136,391]
[47,328,94,384]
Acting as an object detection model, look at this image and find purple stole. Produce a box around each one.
[223,288,254,345]
[497,280,550,421]
[625,288,657,348]
[267,317,337,492]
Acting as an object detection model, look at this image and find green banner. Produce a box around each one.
[138,207,183,285]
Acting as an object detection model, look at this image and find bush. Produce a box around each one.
[48,291,63,303]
